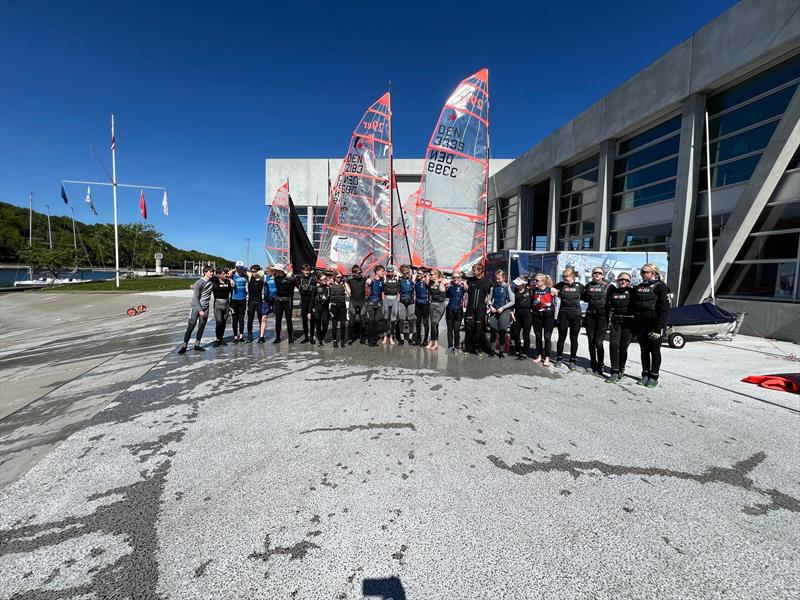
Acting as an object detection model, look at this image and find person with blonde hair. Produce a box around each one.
[554,267,584,369]
[631,263,670,388]
[511,274,533,359]
[427,269,447,351]
[530,273,556,366]
[583,265,610,376]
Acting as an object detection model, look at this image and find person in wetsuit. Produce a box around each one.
[464,262,492,355]
[345,265,367,344]
[272,264,297,344]
[365,265,385,347]
[311,273,330,345]
[259,266,278,341]
[511,275,533,359]
[414,272,431,346]
[445,271,467,354]
[382,264,400,345]
[211,267,233,347]
[178,265,214,354]
[230,262,248,343]
[583,266,610,376]
[531,274,555,366]
[427,270,447,351]
[488,270,515,358]
[246,265,266,343]
[554,267,584,370]
[329,273,348,348]
[631,263,670,388]
[296,264,317,343]
[605,271,634,383]
[396,264,416,345]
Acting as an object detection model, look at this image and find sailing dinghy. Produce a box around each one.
[265,181,316,273]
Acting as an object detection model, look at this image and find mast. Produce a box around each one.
[70,207,77,250]
[484,77,491,265]
[388,83,394,265]
[111,114,121,288]
[45,204,52,249]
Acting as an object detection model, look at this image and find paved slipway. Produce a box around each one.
[0,291,798,599]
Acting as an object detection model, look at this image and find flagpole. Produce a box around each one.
[45,204,52,249]
[70,207,77,250]
[111,114,120,288]
[704,110,716,303]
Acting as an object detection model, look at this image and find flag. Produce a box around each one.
[85,186,98,216]
[111,114,116,151]
[60,185,69,205]
[161,190,169,216]
[139,190,147,220]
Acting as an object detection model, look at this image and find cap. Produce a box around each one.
[272,263,287,274]
[235,260,245,268]
[386,264,395,272]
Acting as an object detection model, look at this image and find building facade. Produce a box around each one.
[265,158,512,257]
[488,0,800,342]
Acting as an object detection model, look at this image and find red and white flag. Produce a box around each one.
[111,114,116,151]
[139,190,148,220]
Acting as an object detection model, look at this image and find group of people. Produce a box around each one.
[179,259,670,387]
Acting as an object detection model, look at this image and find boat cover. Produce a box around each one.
[667,302,737,327]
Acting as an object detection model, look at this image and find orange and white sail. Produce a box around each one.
[265,181,292,271]
[316,92,394,274]
[409,69,490,272]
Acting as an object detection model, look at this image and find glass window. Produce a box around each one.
[297,212,309,235]
[614,136,680,175]
[718,262,797,298]
[707,53,800,116]
[618,115,681,156]
[700,154,763,191]
[612,179,676,211]
[708,85,795,139]
[561,171,599,195]
[613,157,679,194]
[312,207,327,249]
[754,201,800,232]
[705,120,780,165]
[562,155,599,181]
[738,233,799,261]
[609,223,672,249]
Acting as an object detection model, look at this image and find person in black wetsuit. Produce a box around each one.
[554,267,584,370]
[211,268,233,347]
[296,264,317,343]
[511,275,533,359]
[396,264,416,345]
[531,274,555,366]
[464,263,492,355]
[631,263,670,388]
[345,265,367,344]
[445,272,467,353]
[414,272,431,346]
[488,270,515,358]
[583,266,610,376]
[311,273,330,345]
[246,265,266,343]
[271,263,297,344]
[229,262,248,343]
[382,265,400,345]
[427,270,447,351]
[365,265,385,347]
[605,271,634,383]
[329,273,348,348]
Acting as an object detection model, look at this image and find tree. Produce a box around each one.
[19,245,79,279]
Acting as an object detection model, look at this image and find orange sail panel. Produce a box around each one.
[410,69,490,272]
[316,93,393,274]
[265,181,292,271]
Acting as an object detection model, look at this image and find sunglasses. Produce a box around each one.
[641,269,652,274]
[592,271,604,275]
[617,277,631,282]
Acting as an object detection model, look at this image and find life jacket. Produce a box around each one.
[264,275,277,298]
[556,281,583,312]
[384,277,399,296]
[632,280,661,314]
[491,283,510,309]
[415,280,429,304]
[584,281,608,311]
[212,277,232,301]
[447,283,465,310]
[430,283,446,303]
[348,276,366,302]
[314,285,330,306]
[607,287,631,315]
[532,287,553,311]
[275,276,296,297]
[232,273,248,300]
[399,277,414,302]
[247,276,264,301]
[368,278,384,303]
[515,286,533,309]
[298,275,315,296]
[329,283,346,304]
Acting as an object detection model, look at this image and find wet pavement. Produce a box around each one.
[0,291,799,599]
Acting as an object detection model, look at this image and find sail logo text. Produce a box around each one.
[362,120,385,133]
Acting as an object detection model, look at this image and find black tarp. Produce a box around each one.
[289,196,317,274]
[667,302,737,327]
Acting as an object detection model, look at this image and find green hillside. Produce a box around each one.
[0,201,233,269]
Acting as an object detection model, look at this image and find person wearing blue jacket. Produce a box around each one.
[445,271,467,353]
[414,272,431,346]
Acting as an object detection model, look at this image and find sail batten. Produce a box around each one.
[409,69,490,272]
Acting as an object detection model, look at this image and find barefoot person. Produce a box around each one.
[178,265,214,355]
[427,270,447,351]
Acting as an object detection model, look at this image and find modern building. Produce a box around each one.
[265,158,512,253]
[487,0,800,342]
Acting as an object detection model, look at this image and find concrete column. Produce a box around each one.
[669,93,706,305]
[307,205,314,243]
[686,84,800,304]
[546,168,562,252]
[595,140,615,251]
[518,185,532,250]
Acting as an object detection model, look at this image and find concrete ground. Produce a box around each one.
[0,291,798,599]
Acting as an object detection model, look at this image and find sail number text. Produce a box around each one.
[433,125,465,153]
[344,153,364,174]
[427,150,458,178]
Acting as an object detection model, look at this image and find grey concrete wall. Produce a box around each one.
[490,0,800,199]
[717,298,800,343]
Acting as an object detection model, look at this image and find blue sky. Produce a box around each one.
[1,0,737,263]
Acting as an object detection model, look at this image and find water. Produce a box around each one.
[0,267,115,287]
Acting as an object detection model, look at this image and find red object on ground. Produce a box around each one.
[742,374,800,394]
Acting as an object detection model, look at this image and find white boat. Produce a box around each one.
[13,277,54,288]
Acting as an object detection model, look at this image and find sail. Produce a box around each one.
[390,170,412,266]
[316,92,394,274]
[265,181,292,270]
[409,69,490,272]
